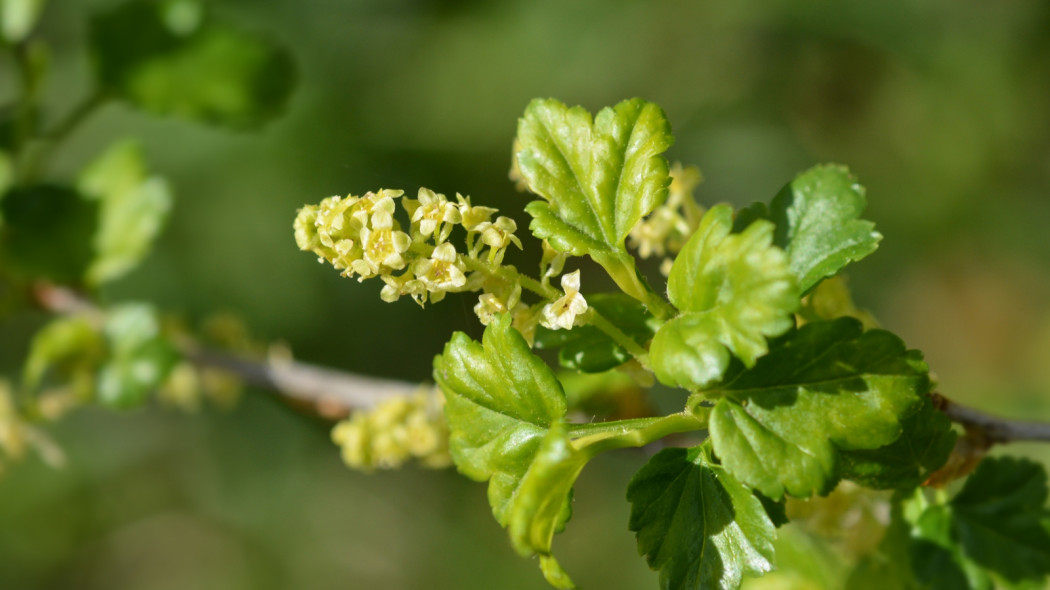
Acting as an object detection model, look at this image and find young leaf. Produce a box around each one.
[627,444,775,590]
[516,97,673,251]
[433,313,568,523]
[515,98,674,305]
[508,423,585,589]
[737,164,881,294]
[650,205,798,390]
[23,315,105,392]
[534,293,658,373]
[948,457,1050,583]
[838,394,956,490]
[89,0,295,130]
[434,314,581,588]
[708,318,929,498]
[78,140,173,286]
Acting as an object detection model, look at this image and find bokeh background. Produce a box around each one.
[3,0,1050,588]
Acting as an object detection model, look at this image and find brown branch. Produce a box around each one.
[929,393,1050,444]
[183,347,418,416]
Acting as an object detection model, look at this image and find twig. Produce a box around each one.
[929,393,1050,444]
[183,347,418,415]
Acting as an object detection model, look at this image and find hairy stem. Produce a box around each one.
[930,393,1050,443]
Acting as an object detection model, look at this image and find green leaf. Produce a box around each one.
[651,205,798,389]
[433,313,568,522]
[627,444,775,590]
[96,304,179,409]
[78,140,173,285]
[515,97,673,251]
[738,164,881,294]
[1,0,46,43]
[508,423,584,589]
[534,293,658,373]
[0,184,99,283]
[434,314,581,587]
[90,0,295,130]
[949,457,1050,583]
[708,318,929,498]
[903,492,994,590]
[838,394,956,489]
[23,314,105,392]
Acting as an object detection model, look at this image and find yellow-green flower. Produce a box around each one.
[414,243,467,302]
[404,188,461,242]
[541,270,588,330]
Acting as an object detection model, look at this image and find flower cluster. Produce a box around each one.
[628,163,705,274]
[295,188,522,307]
[331,389,452,472]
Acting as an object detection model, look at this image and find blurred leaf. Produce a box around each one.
[0,0,46,43]
[627,444,775,590]
[708,318,929,498]
[736,165,881,294]
[89,0,295,130]
[838,394,956,490]
[78,140,172,285]
[23,314,104,391]
[96,303,178,409]
[948,457,1050,583]
[0,184,98,283]
[0,150,11,207]
[650,205,798,390]
[534,293,658,372]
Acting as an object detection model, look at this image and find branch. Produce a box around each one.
[930,392,1050,444]
[183,347,418,416]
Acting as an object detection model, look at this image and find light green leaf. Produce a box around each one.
[838,394,956,490]
[433,313,568,523]
[738,164,881,294]
[96,304,179,409]
[1,0,46,42]
[78,140,173,286]
[651,205,798,389]
[708,318,929,498]
[515,97,673,249]
[89,0,295,129]
[434,314,579,587]
[508,423,584,589]
[627,444,775,590]
[515,98,673,306]
[23,315,104,391]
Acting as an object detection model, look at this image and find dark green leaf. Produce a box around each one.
[651,205,798,390]
[949,457,1050,583]
[78,140,172,285]
[90,0,295,129]
[0,184,98,283]
[738,164,881,293]
[534,293,658,372]
[708,318,929,498]
[839,394,956,489]
[627,444,775,590]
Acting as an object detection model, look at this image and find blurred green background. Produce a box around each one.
[3,0,1050,588]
